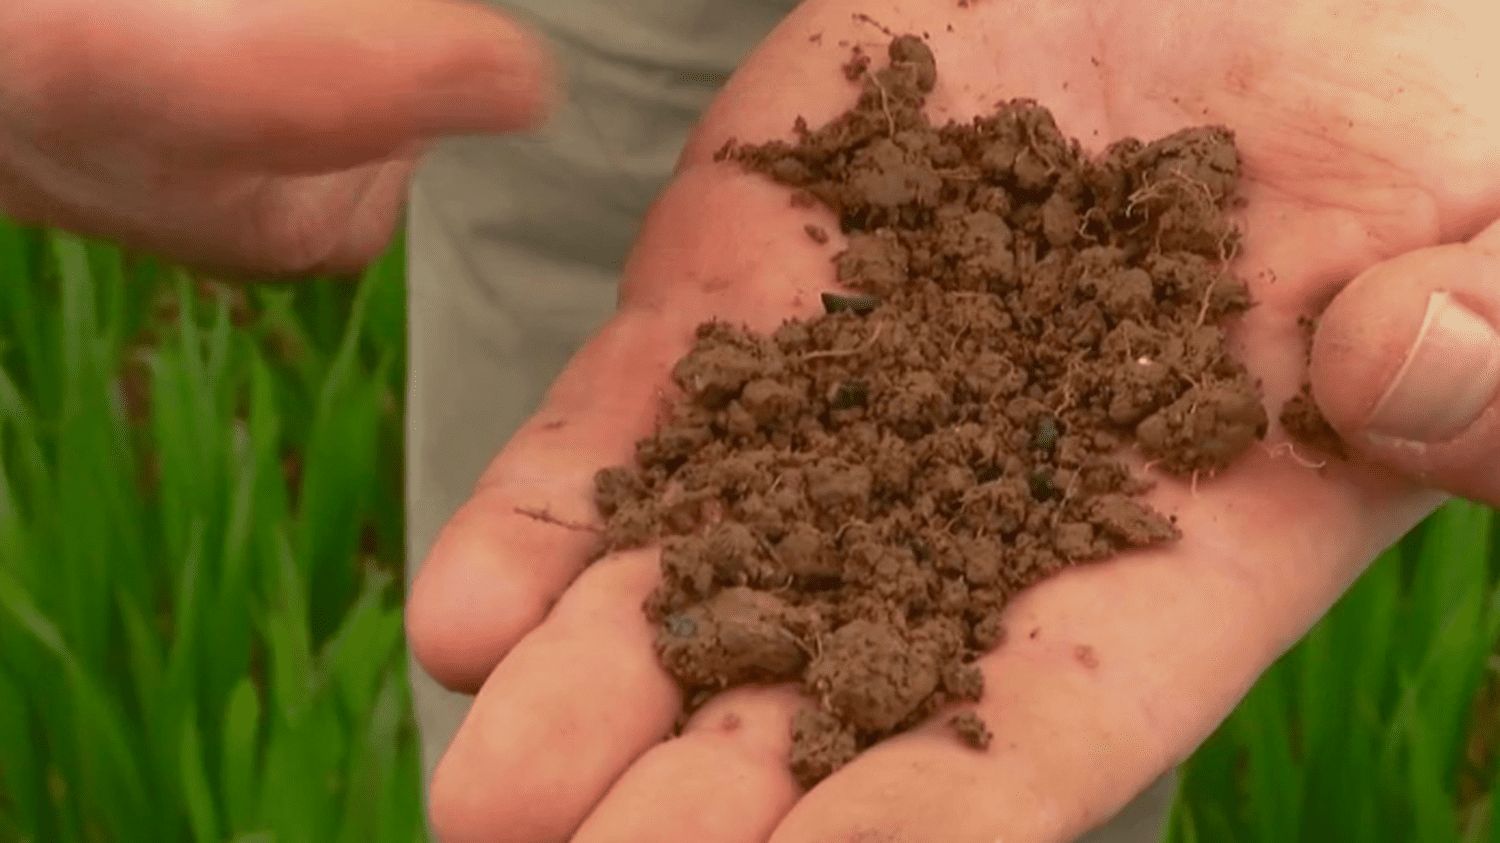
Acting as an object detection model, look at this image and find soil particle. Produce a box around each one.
[1091,494,1181,547]
[950,711,993,749]
[1136,383,1268,474]
[791,708,858,786]
[596,36,1265,786]
[1280,385,1345,458]
[657,587,810,687]
[942,661,985,702]
[1280,317,1347,459]
[807,619,940,733]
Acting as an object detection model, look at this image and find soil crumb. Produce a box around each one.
[595,34,1265,787]
[1279,385,1345,459]
[1279,316,1346,459]
[950,711,993,749]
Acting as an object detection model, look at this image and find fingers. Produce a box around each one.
[427,549,680,843]
[5,0,553,173]
[0,0,545,269]
[318,154,417,274]
[83,161,412,276]
[768,447,1434,843]
[408,169,834,692]
[0,112,415,274]
[573,687,804,843]
[1310,218,1500,505]
[229,156,417,275]
[406,312,675,691]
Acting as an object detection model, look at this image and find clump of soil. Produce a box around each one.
[594,35,1266,787]
[1280,316,1347,459]
[1280,386,1344,459]
[949,711,992,749]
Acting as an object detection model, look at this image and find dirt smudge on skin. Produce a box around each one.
[1074,644,1100,669]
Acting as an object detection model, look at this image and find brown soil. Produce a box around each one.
[1280,316,1347,459]
[594,35,1266,787]
[1280,386,1345,460]
[949,711,992,749]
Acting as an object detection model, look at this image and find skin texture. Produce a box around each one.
[405,1,1500,841]
[0,0,552,274]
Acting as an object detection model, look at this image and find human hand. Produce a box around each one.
[1310,224,1500,506]
[0,0,550,274]
[407,1,1500,840]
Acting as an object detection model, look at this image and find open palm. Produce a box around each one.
[408,2,1500,840]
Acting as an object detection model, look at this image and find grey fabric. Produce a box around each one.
[404,2,1173,840]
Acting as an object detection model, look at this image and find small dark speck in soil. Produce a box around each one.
[1280,386,1345,459]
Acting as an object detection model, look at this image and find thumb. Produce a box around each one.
[11,0,555,172]
[1309,219,1500,504]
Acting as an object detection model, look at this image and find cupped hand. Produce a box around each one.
[0,0,550,274]
[407,1,1500,840]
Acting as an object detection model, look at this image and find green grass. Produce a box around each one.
[0,222,420,842]
[1169,503,1500,843]
[0,215,1496,841]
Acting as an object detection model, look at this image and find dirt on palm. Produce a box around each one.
[594,34,1266,787]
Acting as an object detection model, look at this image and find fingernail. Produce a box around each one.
[1367,291,1500,442]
